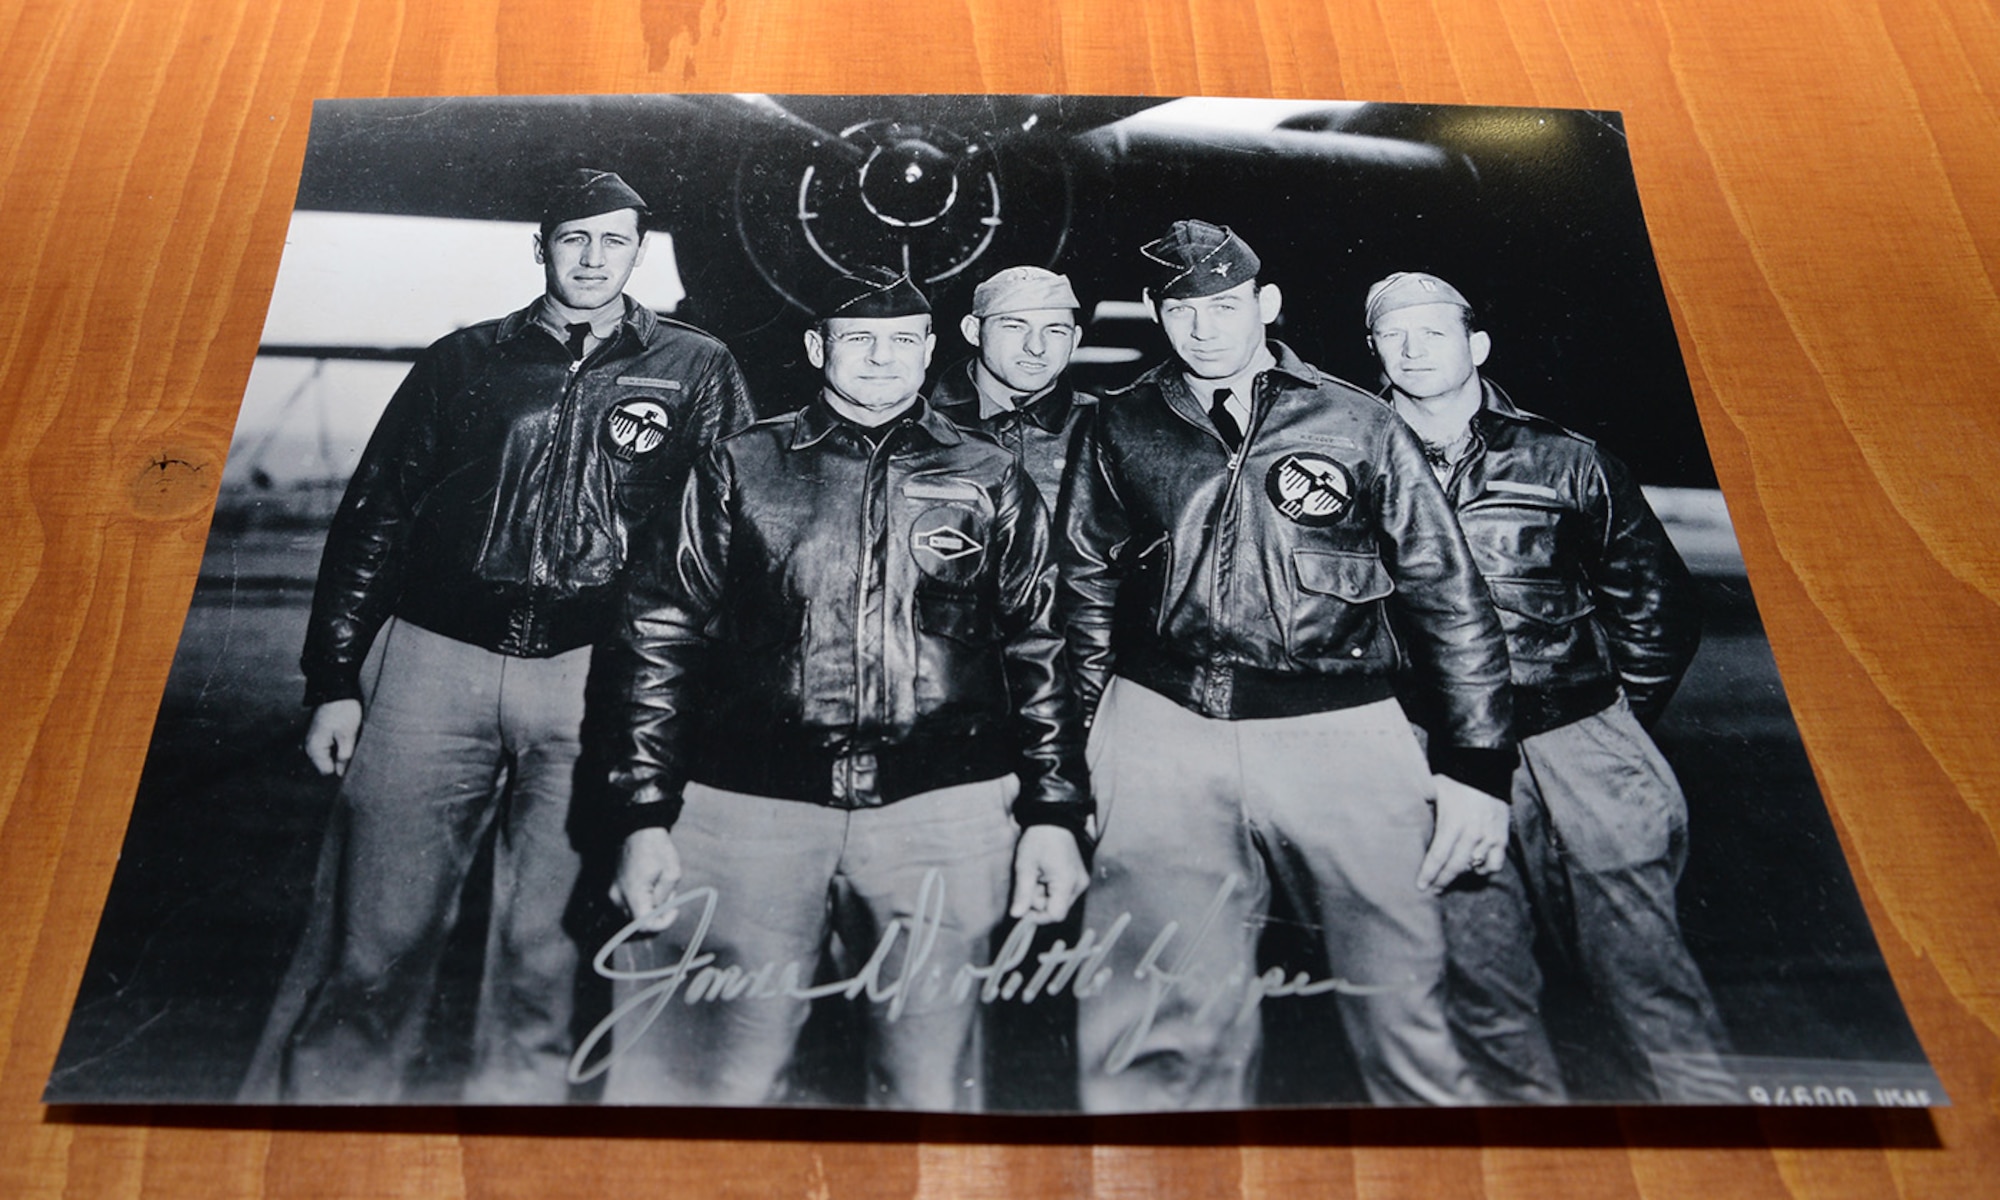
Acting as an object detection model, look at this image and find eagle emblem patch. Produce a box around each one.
[1266,452,1355,526]
[605,397,672,460]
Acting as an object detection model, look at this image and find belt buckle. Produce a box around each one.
[1203,662,1234,712]
[831,751,881,808]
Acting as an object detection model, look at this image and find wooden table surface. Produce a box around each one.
[4,0,1999,1195]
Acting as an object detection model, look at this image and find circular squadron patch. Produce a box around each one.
[1266,452,1355,526]
[909,505,988,582]
[605,397,673,460]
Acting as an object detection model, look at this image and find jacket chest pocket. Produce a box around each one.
[912,586,1002,712]
[904,491,1003,682]
[1458,491,1567,573]
[914,587,997,646]
[1485,576,1594,663]
[1286,549,1394,664]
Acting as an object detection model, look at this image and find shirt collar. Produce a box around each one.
[1373,375,1507,470]
[1150,339,1319,408]
[932,358,1078,432]
[1179,344,1278,405]
[498,294,656,347]
[789,393,964,451]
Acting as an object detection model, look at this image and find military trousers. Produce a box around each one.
[255,619,591,1103]
[595,777,1019,1110]
[1511,699,1736,1101]
[1075,678,1476,1111]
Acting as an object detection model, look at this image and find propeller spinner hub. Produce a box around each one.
[858,135,960,227]
[733,104,1072,314]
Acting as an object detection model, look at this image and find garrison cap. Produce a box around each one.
[817,268,932,321]
[1365,271,1473,327]
[1140,220,1261,299]
[971,266,1080,317]
[540,168,648,229]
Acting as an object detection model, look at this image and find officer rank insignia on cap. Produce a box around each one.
[605,397,672,460]
[1266,452,1354,525]
[1140,219,1262,300]
[1364,271,1473,327]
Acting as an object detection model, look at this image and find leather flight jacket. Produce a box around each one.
[301,297,755,705]
[598,397,1091,843]
[1058,342,1516,798]
[929,357,1097,512]
[1416,380,1699,736]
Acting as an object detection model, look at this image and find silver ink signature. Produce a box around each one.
[568,870,1397,1084]
[1101,873,1404,1074]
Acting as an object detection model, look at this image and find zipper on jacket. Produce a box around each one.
[855,427,895,730]
[1204,372,1271,675]
[531,343,593,590]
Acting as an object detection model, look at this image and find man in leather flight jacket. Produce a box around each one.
[930,265,1096,509]
[245,170,755,1103]
[929,264,1098,1108]
[593,269,1091,1110]
[1368,271,1734,1102]
[1057,222,1516,1110]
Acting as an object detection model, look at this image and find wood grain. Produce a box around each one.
[3,0,1998,1194]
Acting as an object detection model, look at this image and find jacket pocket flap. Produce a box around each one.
[1486,577,1594,626]
[915,589,995,646]
[1294,550,1393,603]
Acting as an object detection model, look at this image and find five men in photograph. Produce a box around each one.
[591,269,1091,1108]
[1366,270,1734,1101]
[242,165,1727,1110]
[244,169,755,1103]
[1056,221,1518,1109]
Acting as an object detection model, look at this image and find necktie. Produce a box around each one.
[1208,387,1243,451]
[565,322,592,361]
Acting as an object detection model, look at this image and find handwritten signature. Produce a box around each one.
[568,871,1397,1083]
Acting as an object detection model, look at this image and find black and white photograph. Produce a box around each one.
[45,93,1945,1113]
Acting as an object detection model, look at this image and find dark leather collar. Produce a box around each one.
[931,358,1084,433]
[788,394,965,451]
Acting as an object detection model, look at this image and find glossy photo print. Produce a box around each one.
[46,94,1944,1112]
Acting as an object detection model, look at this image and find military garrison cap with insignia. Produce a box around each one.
[1140,220,1262,299]
[540,168,649,231]
[818,267,932,321]
[1364,271,1473,327]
